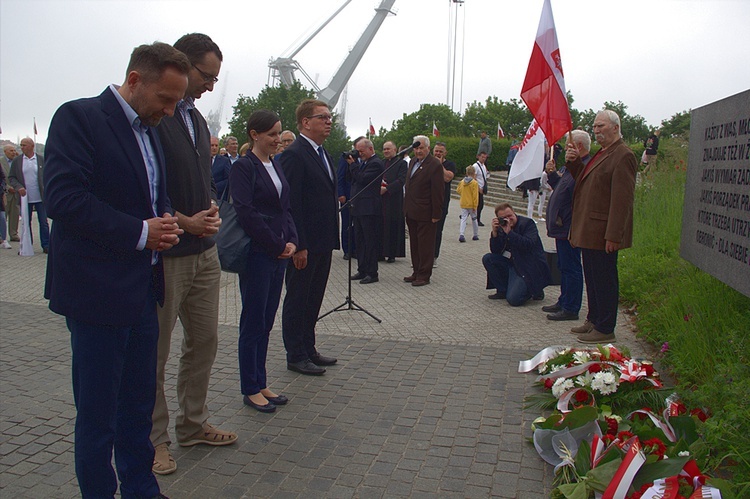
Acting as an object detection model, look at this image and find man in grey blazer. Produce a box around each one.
[9,137,48,252]
[1,145,20,241]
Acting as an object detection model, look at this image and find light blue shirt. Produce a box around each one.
[110,84,159,255]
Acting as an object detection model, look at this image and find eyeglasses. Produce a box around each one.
[308,113,333,122]
[192,64,219,84]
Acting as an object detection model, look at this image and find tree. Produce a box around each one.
[226,81,350,156]
[227,81,315,142]
[384,104,467,148]
[660,110,691,139]
[574,101,649,145]
[462,96,532,139]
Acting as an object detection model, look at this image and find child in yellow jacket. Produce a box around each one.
[456,165,479,242]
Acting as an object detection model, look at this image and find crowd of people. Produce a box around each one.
[0,30,644,498]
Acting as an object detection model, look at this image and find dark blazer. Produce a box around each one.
[545,154,589,240]
[211,154,232,199]
[9,153,45,198]
[279,136,339,254]
[566,138,637,250]
[231,151,298,258]
[488,215,551,296]
[43,87,171,326]
[349,154,384,217]
[404,153,444,222]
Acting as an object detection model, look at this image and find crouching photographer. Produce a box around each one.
[482,203,551,306]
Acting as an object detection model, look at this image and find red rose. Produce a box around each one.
[544,378,554,389]
[575,390,589,403]
[588,364,602,373]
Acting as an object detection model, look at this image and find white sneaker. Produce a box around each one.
[1,241,11,249]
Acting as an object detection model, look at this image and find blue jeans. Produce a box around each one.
[27,201,50,249]
[0,211,6,241]
[67,286,161,498]
[239,250,287,395]
[555,239,583,314]
[482,252,531,306]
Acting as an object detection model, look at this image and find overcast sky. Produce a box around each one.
[1,0,749,145]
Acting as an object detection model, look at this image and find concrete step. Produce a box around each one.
[451,170,544,214]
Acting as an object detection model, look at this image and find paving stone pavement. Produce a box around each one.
[0,200,655,498]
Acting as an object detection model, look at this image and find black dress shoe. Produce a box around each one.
[350,272,366,280]
[532,291,545,300]
[542,303,562,313]
[360,275,379,284]
[477,221,485,226]
[287,359,326,375]
[310,353,337,366]
[243,395,277,413]
[265,394,289,405]
[403,275,417,282]
[343,253,351,260]
[488,292,506,300]
[386,257,395,263]
[547,310,579,321]
[411,279,429,287]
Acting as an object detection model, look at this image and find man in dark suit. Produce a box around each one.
[482,203,551,306]
[43,42,189,498]
[151,33,236,477]
[403,135,444,286]
[565,109,637,344]
[542,130,591,322]
[280,99,339,375]
[349,138,384,284]
[210,135,232,199]
[8,137,48,252]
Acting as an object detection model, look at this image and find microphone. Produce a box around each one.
[396,141,421,157]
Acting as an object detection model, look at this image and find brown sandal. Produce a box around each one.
[179,423,238,447]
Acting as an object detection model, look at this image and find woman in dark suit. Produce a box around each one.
[230,110,298,413]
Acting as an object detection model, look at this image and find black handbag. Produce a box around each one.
[215,164,255,273]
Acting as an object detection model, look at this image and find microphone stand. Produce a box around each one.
[317,151,410,324]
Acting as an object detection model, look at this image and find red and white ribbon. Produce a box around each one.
[626,409,677,442]
[602,437,646,499]
[518,346,569,373]
[640,477,680,499]
[590,434,606,468]
[556,387,595,413]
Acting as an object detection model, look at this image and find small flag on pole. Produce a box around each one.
[497,123,505,139]
[432,122,440,137]
[33,118,38,136]
[369,118,376,136]
[520,0,572,146]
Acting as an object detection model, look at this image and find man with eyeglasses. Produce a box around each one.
[280,99,340,375]
[274,130,296,161]
[151,32,237,477]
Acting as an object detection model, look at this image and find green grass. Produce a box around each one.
[619,138,750,495]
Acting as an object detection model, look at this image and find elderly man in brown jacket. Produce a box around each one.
[403,135,444,286]
[565,110,637,344]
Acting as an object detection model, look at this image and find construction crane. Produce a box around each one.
[268,0,397,110]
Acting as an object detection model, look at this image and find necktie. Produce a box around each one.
[318,146,332,179]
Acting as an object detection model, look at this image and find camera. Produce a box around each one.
[498,217,508,227]
[343,150,359,160]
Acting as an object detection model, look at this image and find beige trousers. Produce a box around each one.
[151,245,221,447]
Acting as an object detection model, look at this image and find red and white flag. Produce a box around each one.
[369,118,376,136]
[521,0,572,146]
[497,122,505,139]
[432,122,440,137]
[33,117,38,136]
[507,119,546,191]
